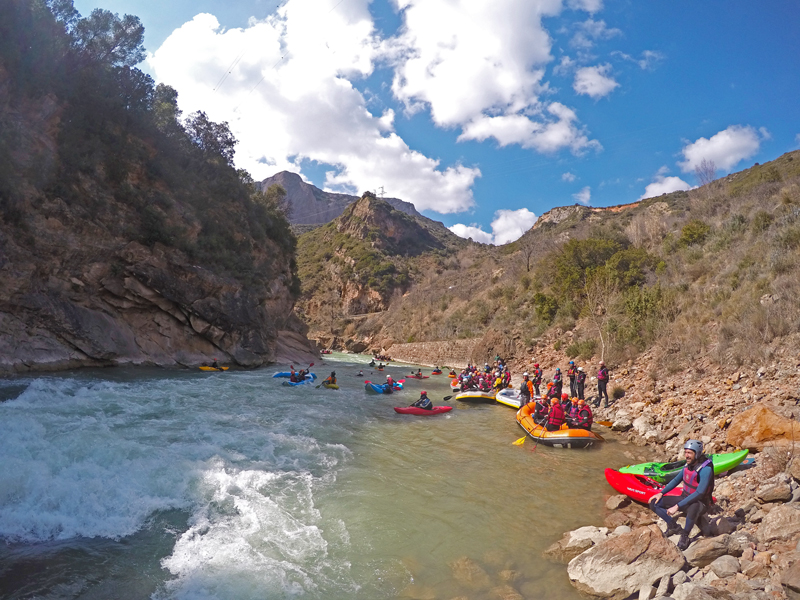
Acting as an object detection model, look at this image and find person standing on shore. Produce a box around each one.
[595,361,610,408]
[567,361,577,398]
[648,440,714,551]
[552,367,563,396]
[531,364,543,397]
[520,373,532,402]
[576,367,586,400]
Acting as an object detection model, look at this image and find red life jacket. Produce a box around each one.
[533,399,548,418]
[569,403,580,419]
[598,367,609,381]
[567,366,577,378]
[532,369,542,383]
[577,405,593,428]
[682,458,714,503]
[547,403,565,428]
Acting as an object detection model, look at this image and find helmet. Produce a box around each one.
[684,440,703,455]
[547,382,553,388]
[550,398,559,405]
[534,363,539,367]
[556,368,561,372]
[421,390,427,395]
[577,367,583,372]
[523,372,529,377]
[571,397,578,402]
[599,361,605,365]
[577,398,585,404]
[386,375,391,380]
[569,361,574,365]
[331,371,336,376]
[561,393,569,400]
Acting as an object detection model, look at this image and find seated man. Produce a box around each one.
[532,396,549,425]
[322,371,336,385]
[649,440,714,551]
[572,399,593,430]
[546,397,566,431]
[411,391,433,410]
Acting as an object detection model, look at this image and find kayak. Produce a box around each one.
[448,373,457,378]
[604,468,716,505]
[322,383,339,389]
[282,379,314,386]
[199,366,228,371]
[431,371,443,375]
[516,402,603,449]
[408,374,429,379]
[618,449,749,484]
[495,388,526,409]
[454,390,497,402]
[273,372,316,380]
[365,382,393,394]
[394,406,453,415]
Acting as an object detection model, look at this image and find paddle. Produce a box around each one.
[442,395,453,401]
[596,420,614,427]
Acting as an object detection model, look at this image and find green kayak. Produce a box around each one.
[618,449,749,484]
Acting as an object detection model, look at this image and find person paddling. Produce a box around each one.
[211,358,220,369]
[410,391,433,411]
[322,371,337,386]
[648,440,714,551]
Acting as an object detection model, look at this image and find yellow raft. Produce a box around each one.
[454,390,497,402]
[516,402,604,449]
[199,366,228,371]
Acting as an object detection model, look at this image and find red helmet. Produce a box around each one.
[421,390,427,394]
[534,363,539,367]
[561,393,568,400]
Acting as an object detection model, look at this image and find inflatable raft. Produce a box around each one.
[321,383,339,389]
[454,390,497,402]
[365,381,403,394]
[495,388,529,409]
[619,449,749,484]
[394,406,453,415]
[516,402,603,449]
[273,372,316,380]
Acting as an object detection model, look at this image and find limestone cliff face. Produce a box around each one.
[0,64,315,374]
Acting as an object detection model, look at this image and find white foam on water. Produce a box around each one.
[157,459,356,600]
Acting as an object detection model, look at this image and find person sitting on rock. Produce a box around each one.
[410,391,433,410]
[546,397,566,431]
[648,439,715,551]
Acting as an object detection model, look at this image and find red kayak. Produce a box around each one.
[394,406,453,415]
[408,374,429,379]
[604,468,716,504]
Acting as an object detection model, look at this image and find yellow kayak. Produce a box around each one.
[199,366,228,371]
[322,383,339,389]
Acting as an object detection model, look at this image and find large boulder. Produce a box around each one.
[682,534,742,567]
[757,503,800,543]
[756,473,793,504]
[782,560,800,599]
[726,405,800,451]
[567,526,685,599]
[671,582,737,599]
[708,555,740,578]
[543,526,610,563]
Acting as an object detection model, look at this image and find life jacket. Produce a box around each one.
[417,396,432,410]
[547,403,565,428]
[553,372,561,382]
[682,458,714,504]
[577,372,587,384]
[567,366,577,379]
[569,403,580,419]
[520,380,531,398]
[533,399,548,419]
[598,367,609,381]
[386,377,394,386]
[577,405,593,428]
[532,369,542,384]
[327,376,336,384]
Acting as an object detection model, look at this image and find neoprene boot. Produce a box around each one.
[677,534,690,551]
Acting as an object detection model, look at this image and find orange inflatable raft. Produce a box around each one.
[515,402,604,449]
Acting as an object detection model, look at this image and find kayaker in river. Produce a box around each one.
[546,397,566,431]
[386,374,395,388]
[410,391,433,410]
[648,439,714,551]
[211,358,220,369]
[357,370,364,377]
[322,372,336,386]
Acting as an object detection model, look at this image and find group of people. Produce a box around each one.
[372,353,392,362]
[528,393,594,431]
[288,365,311,383]
[518,360,610,408]
[453,360,513,393]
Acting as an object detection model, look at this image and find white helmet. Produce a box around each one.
[577,367,583,372]
[386,375,391,380]
[523,372,529,376]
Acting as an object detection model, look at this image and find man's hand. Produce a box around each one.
[650,493,662,505]
[667,505,679,517]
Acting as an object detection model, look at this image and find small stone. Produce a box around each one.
[638,584,656,600]
[672,570,688,585]
[708,555,740,578]
[655,573,671,597]
[607,494,631,510]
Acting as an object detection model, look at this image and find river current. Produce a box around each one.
[0,354,634,599]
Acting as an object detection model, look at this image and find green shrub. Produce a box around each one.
[752,210,774,233]
[679,220,711,246]
[533,292,558,324]
[612,386,626,400]
[553,340,562,351]
[565,338,597,360]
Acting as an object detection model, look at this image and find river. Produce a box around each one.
[0,354,635,599]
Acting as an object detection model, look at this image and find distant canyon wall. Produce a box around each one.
[387,339,482,368]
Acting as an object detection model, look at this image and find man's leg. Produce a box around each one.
[650,496,682,534]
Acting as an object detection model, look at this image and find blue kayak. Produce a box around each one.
[365,382,393,394]
[282,379,314,387]
[273,372,316,380]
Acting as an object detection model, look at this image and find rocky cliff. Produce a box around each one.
[259,171,424,225]
[0,1,316,374]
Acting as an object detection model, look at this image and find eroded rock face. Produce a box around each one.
[726,405,800,451]
[543,526,609,563]
[567,526,685,599]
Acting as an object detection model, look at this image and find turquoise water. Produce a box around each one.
[0,354,632,599]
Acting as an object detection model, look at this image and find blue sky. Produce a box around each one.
[75,0,800,244]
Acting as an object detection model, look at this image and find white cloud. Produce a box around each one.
[458,102,601,154]
[390,0,599,155]
[796,133,800,146]
[639,168,691,200]
[491,208,539,244]
[448,223,494,244]
[570,18,621,50]
[573,64,619,98]
[573,186,591,205]
[450,208,538,245]
[149,7,479,214]
[562,172,576,182]
[567,0,603,13]
[678,125,765,173]
[612,50,664,70]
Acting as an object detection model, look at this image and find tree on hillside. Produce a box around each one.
[583,266,619,362]
[518,235,542,272]
[73,9,145,67]
[184,110,237,165]
[695,158,717,187]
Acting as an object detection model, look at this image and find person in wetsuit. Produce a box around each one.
[649,439,714,551]
[410,391,433,410]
